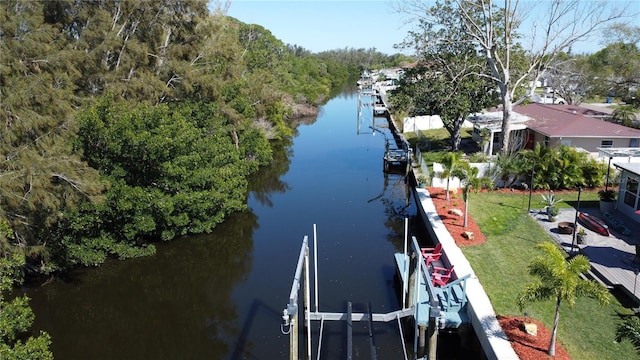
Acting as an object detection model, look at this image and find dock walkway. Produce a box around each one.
[413,188,519,360]
[534,207,640,304]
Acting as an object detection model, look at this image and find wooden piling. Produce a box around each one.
[428,311,438,360]
[407,252,416,309]
[290,312,298,360]
[347,302,353,360]
[417,323,426,358]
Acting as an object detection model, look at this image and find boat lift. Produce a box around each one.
[357,88,377,136]
[357,87,411,176]
[281,221,454,360]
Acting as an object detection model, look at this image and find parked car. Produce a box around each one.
[529,93,566,105]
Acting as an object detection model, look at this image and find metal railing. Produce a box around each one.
[414,146,431,181]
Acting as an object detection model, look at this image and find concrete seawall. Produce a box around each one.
[413,187,519,360]
[379,89,517,358]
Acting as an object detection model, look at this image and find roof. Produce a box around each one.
[599,147,640,158]
[468,110,530,131]
[513,103,640,138]
[614,162,640,176]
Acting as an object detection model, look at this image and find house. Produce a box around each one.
[516,104,640,156]
[470,109,535,155]
[613,162,640,224]
[471,103,640,156]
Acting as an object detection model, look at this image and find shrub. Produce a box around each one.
[598,189,617,202]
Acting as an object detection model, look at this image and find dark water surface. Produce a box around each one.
[25,91,420,359]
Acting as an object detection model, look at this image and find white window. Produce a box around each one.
[601,140,613,148]
[623,177,639,210]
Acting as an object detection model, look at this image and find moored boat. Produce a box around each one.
[578,212,610,236]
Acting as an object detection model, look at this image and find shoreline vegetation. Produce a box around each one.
[1,2,410,279]
[1,2,411,356]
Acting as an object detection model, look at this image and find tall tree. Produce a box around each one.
[518,242,611,356]
[392,8,497,151]
[0,0,104,268]
[544,53,590,105]
[586,42,640,103]
[398,0,630,154]
[601,23,640,48]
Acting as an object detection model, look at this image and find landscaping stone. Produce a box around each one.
[448,208,463,216]
[523,322,538,336]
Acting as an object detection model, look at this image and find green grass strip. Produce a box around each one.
[463,190,637,359]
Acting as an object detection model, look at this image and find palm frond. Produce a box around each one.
[616,316,640,352]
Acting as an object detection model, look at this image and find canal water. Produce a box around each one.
[24,90,427,359]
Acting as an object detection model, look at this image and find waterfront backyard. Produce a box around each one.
[462,189,637,359]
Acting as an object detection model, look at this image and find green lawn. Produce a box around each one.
[402,127,474,152]
[463,190,637,359]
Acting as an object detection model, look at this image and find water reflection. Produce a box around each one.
[26,210,257,359]
[248,138,293,208]
[25,90,418,359]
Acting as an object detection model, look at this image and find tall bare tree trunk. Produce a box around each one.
[501,93,513,155]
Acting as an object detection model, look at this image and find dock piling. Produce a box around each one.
[347,302,353,360]
[417,324,426,358]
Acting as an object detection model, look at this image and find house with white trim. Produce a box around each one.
[471,104,640,157]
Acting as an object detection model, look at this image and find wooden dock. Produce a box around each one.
[393,238,470,329]
[534,207,640,304]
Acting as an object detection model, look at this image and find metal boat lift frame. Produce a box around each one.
[281,221,442,360]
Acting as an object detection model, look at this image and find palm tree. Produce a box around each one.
[520,143,553,190]
[458,161,492,228]
[493,152,523,188]
[439,151,462,200]
[518,242,611,356]
[616,316,640,353]
[612,105,637,127]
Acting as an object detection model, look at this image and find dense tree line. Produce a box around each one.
[0,0,358,276]
[0,1,410,357]
[316,47,414,75]
[542,38,640,110]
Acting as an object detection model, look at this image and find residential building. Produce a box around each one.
[471,103,640,156]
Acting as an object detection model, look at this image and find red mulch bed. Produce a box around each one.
[427,187,486,246]
[498,315,571,360]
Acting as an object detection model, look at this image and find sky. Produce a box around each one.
[225,1,640,56]
[226,0,410,54]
